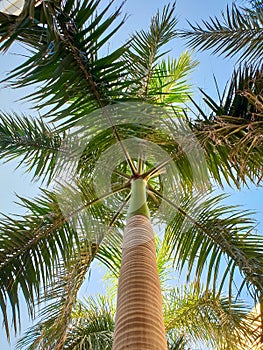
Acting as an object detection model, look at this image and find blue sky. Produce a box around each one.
[0,0,262,349]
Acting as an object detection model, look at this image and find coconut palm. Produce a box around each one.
[0,0,263,349]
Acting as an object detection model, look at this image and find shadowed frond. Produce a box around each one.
[64,296,115,350]
[0,2,47,51]
[190,64,263,187]
[17,295,115,350]
[167,335,190,350]
[180,4,263,65]
[15,242,100,350]
[0,113,62,184]
[250,0,263,9]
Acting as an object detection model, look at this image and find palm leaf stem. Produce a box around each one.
[113,170,131,180]
[148,187,205,230]
[143,148,184,181]
[137,154,144,175]
[68,182,130,220]
[109,193,131,227]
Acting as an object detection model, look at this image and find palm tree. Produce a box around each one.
[0,0,263,348]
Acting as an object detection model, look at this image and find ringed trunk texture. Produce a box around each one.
[112,179,167,350]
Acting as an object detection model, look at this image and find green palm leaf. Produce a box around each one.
[164,284,259,349]
[125,2,177,98]
[148,52,198,106]
[64,296,115,350]
[0,177,117,336]
[164,192,263,299]
[0,113,62,183]
[180,4,263,65]
[0,191,77,338]
[1,0,131,128]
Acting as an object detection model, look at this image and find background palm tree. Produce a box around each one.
[16,239,259,349]
[0,0,263,348]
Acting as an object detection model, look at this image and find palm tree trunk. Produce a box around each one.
[113,179,167,350]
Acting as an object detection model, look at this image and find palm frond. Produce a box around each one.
[164,192,263,300]
[0,2,47,51]
[0,190,78,338]
[167,335,190,350]
[148,51,198,106]
[64,296,114,350]
[0,175,118,337]
[1,0,132,128]
[199,65,263,120]
[180,4,263,65]
[126,2,177,98]
[96,229,122,281]
[16,241,99,350]
[164,283,259,349]
[18,295,115,350]
[0,112,62,184]
[249,0,263,10]
[13,174,124,348]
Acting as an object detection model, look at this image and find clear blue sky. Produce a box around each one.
[0,0,262,349]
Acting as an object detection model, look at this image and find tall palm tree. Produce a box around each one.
[0,0,263,348]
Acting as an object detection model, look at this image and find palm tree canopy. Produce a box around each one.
[0,0,262,348]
